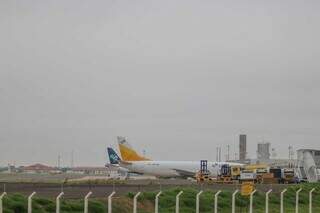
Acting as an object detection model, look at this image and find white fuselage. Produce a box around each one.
[121,161,243,177]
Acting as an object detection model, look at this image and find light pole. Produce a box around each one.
[249,190,257,213]
[295,188,302,213]
[280,189,287,213]
[0,192,7,213]
[309,188,315,213]
[265,189,272,213]
[84,191,92,213]
[232,190,238,213]
[175,191,183,213]
[196,191,203,213]
[28,192,36,213]
[108,191,116,213]
[155,191,162,213]
[133,192,141,213]
[56,192,64,213]
[214,190,222,213]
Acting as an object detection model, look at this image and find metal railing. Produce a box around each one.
[0,187,318,213]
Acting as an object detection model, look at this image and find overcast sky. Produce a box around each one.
[1,1,320,166]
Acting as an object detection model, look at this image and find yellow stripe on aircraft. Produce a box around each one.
[119,143,150,161]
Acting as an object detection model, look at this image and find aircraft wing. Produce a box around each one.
[172,169,196,177]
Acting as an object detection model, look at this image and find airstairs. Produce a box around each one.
[296,149,320,183]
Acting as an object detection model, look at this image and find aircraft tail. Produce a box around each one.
[117,136,150,161]
[107,147,121,164]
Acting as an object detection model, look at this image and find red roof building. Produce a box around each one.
[22,164,59,173]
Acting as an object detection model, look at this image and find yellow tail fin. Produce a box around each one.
[117,136,150,161]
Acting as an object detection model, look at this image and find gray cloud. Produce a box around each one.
[1,0,320,166]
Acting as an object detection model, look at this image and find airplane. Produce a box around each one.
[112,136,244,178]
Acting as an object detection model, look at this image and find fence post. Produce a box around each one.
[175,191,183,213]
[232,190,238,213]
[28,192,36,213]
[0,192,7,213]
[155,191,162,213]
[108,191,116,213]
[309,188,315,213]
[214,190,221,213]
[196,190,203,213]
[56,192,64,213]
[295,188,302,213]
[249,190,257,213]
[265,189,272,213]
[280,189,287,213]
[133,192,141,213]
[84,191,92,213]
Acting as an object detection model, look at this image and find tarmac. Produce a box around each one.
[0,177,289,198]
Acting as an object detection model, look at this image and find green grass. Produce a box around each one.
[2,194,106,213]
[136,183,320,213]
[2,183,320,212]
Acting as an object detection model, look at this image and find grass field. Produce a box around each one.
[2,183,320,213]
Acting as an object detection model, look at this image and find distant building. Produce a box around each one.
[0,164,18,174]
[239,134,247,161]
[257,142,270,161]
[0,167,7,173]
[70,167,115,176]
[250,158,292,168]
[7,164,17,173]
[21,163,60,174]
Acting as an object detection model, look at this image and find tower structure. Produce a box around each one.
[239,134,247,161]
